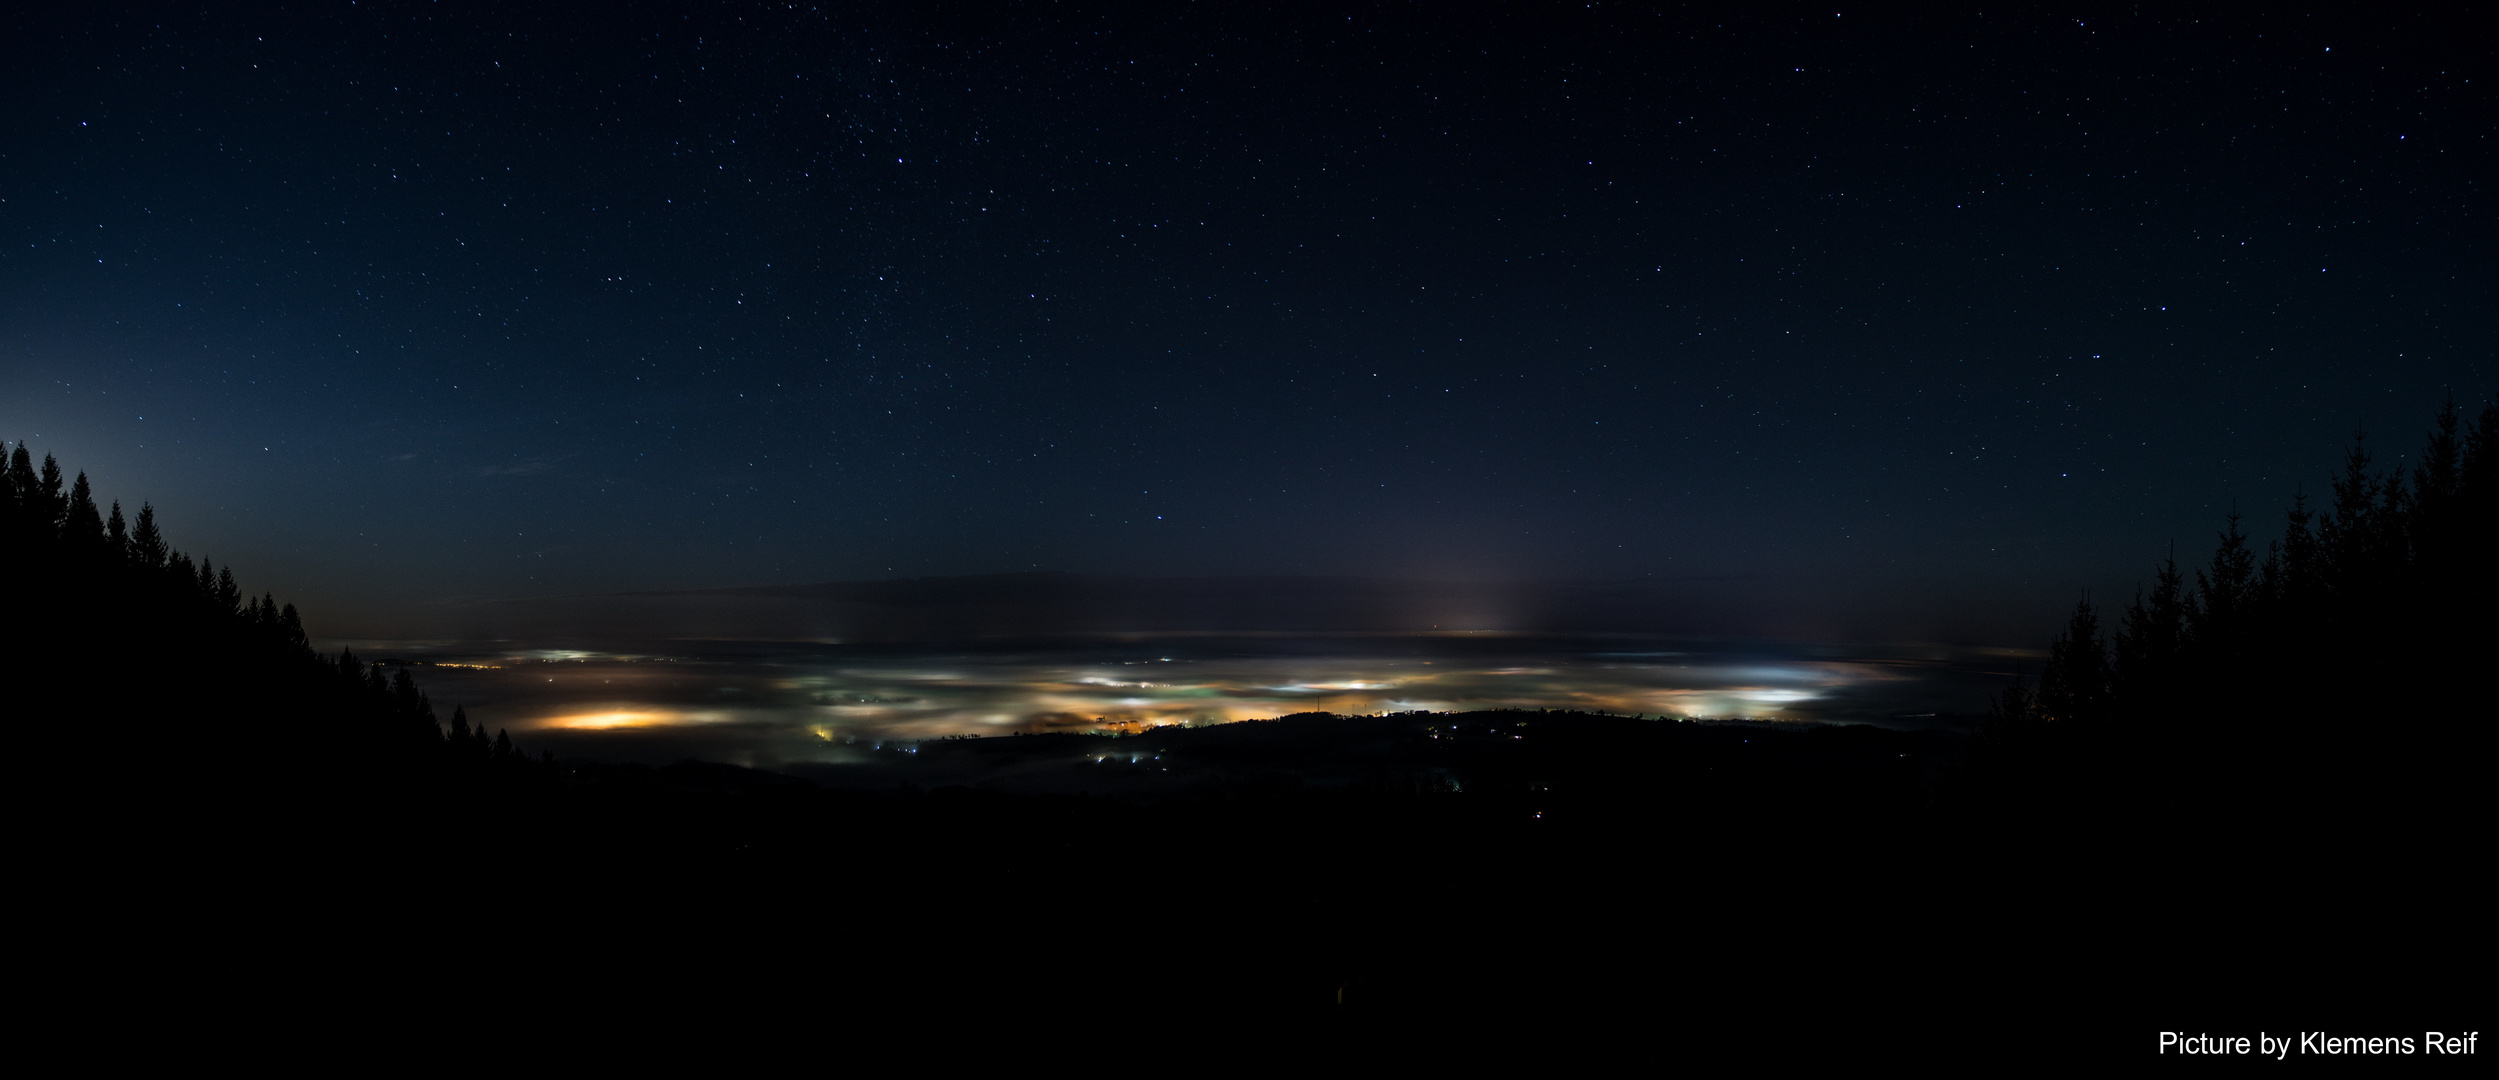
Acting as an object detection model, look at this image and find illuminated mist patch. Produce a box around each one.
[350,637,2010,768]
[541,709,710,730]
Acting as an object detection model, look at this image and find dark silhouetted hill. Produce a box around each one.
[6,409,2484,1049]
[0,441,555,843]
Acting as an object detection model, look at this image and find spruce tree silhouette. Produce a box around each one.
[0,439,557,854]
[2190,512,2255,656]
[36,452,65,524]
[62,473,104,558]
[130,503,166,569]
[5,408,2482,1038]
[2036,597,2107,727]
[2112,546,2189,723]
[2016,399,2493,835]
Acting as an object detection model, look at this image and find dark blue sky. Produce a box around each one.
[4,3,2488,643]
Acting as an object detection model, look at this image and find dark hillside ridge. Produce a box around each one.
[3,403,2486,1043]
[0,440,554,832]
[1973,400,2494,832]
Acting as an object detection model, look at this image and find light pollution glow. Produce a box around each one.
[532,661,1841,738]
[544,709,701,730]
[346,638,2008,767]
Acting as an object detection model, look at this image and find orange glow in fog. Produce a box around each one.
[541,709,678,730]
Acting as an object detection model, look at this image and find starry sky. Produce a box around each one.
[4,3,2489,644]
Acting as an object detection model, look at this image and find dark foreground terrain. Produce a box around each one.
[8,411,2488,1060]
[167,705,2467,1059]
[21,671,2481,1061]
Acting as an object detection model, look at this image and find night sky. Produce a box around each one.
[5,4,2489,645]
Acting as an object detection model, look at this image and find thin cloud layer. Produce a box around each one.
[348,635,2019,769]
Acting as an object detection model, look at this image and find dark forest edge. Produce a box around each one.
[1973,400,2492,836]
[5,400,2491,826]
[3,406,2488,1027]
[1,442,553,812]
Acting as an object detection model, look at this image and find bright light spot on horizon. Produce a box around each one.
[376,641,1952,761]
[540,709,682,729]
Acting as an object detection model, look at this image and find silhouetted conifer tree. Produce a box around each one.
[2320,431,2382,602]
[1981,671,2038,746]
[4,444,34,510]
[2263,491,2320,615]
[2411,403,2462,566]
[277,603,307,651]
[2190,512,2256,673]
[2113,549,2189,712]
[63,473,104,553]
[2,443,558,857]
[2002,399,2494,837]
[37,453,64,525]
[131,504,166,570]
[2037,598,2108,726]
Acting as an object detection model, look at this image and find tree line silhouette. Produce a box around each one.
[0,441,552,825]
[10,400,2483,834]
[1978,400,2495,832]
[4,412,2481,1031]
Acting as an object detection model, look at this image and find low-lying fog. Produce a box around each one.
[333,633,2029,770]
